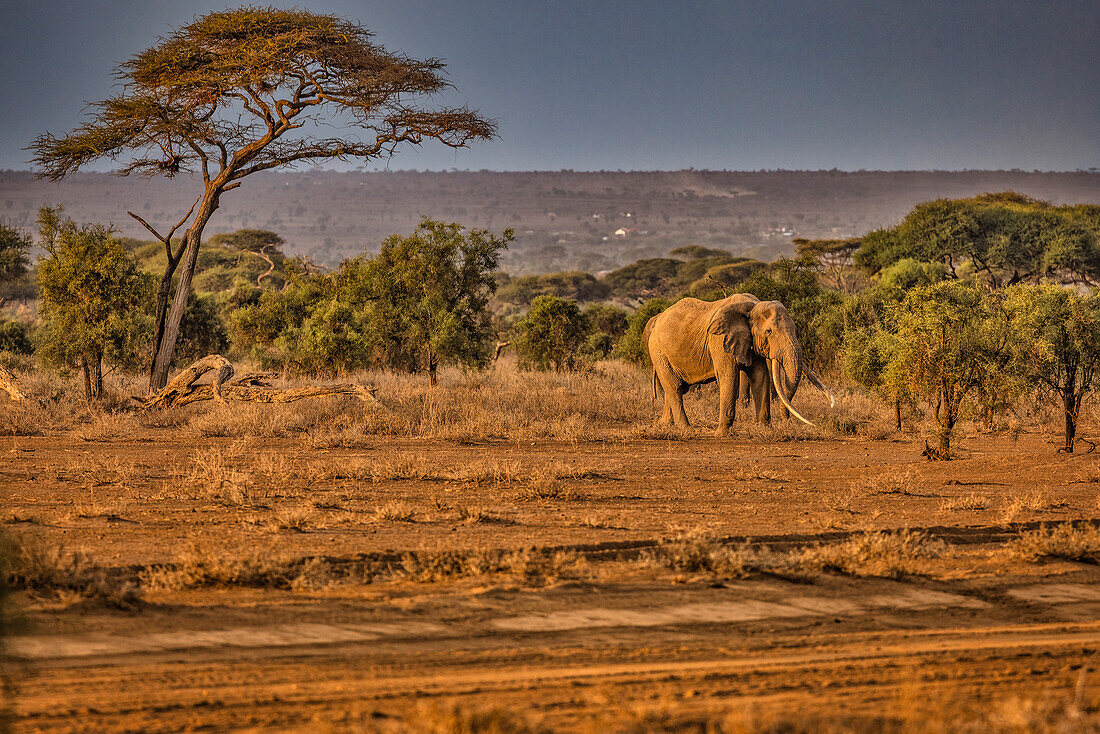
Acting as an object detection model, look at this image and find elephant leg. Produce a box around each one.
[716,367,737,437]
[671,382,691,428]
[749,360,771,424]
[738,369,751,408]
[654,357,688,428]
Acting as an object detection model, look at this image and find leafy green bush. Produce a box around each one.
[230,220,511,378]
[854,192,1100,287]
[0,320,33,355]
[613,298,672,365]
[512,295,588,371]
[36,208,153,399]
[175,294,229,365]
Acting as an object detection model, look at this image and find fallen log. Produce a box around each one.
[0,365,24,402]
[137,355,380,410]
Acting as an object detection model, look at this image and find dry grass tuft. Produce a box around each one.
[456,506,506,525]
[647,529,945,581]
[73,412,141,442]
[371,501,418,523]
[266,505,318,532]
[397,547,584,585]
[865,469,918,496]
[140,541,377,591]
[940,493,990,511]
[1001,490,1068,523]
[645,532,763,579]
[794,530,946,579]
[3,538,142,608]
[1008,523,1100,564]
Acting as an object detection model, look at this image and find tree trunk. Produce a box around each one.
[81,354,103,400]
[894,398,902,430]
[150,267,176,378]
[1063,388,1079,453]
[427,344,438,387]
[937,394,957,455]
[149,195,219,391]
[92,353,102,400]
[81,356,92,401]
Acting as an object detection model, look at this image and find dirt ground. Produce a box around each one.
[4,425,1100,731]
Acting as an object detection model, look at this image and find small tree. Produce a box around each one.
[882,280,1010,456]
[0,224,31,286]
[366,220,512,384]
[36,209,152,399]
[513,296,588,371]
[1003,284,1100,452]
[30,8,496,390]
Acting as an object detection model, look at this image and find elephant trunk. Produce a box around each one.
[776,337,802,402]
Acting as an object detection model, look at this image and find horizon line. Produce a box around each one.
[2,167,1098,177]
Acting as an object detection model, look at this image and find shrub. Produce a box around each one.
[35,208,153,399]
[513,295,588,371]
[613,297,672,365]
[0,320,33,355]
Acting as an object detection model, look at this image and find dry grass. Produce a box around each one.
[866,470,919,496]
[401,701,549,734]
[397,547,584,584]
[72,412,141,442]
[139,541,377,592]
[183,449,260,506]
[647,529,946,581]
[456,506,506,525]
[795,530,946,579]
[371,501,418,523]
[1008,523,1100,564]
[941,493,991,511]
[266,505,318,533]
[3,537,142,608]
[1001,490,1069,523]
[399,682,1100,733]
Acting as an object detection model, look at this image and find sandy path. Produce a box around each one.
[12,576,1100,731]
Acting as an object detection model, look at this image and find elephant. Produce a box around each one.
[643,294,834,436]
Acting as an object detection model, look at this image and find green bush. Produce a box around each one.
[230,220,511,377]
[175,294,229,365]
[581,303,628,339]
[613,298,672,365]
[512,295,588,371]
[36,208,153,399]
[0,320,33,355]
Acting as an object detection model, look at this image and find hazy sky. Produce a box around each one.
[1,0,1097,172]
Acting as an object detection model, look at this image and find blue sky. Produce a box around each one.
[1,0,1097,171]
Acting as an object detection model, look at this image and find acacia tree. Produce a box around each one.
[882,280,1011,456]
[363,219,513,384]
[1003,284,1100,452]
[30,8,496,389]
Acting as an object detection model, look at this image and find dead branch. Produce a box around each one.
[163,382,378,407]
[0,365,24,402]
[136,354,380,410]
[493,340,511,360]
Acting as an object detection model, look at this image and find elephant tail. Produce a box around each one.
[651,369,658,400]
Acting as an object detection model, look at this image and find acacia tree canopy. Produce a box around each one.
[854,192,1100,288]
[29,7,497,390]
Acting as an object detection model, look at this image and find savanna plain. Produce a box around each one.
[3,360,1100,732]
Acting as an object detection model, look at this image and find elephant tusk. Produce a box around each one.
[803,365,835,408]
[771,358,814,426]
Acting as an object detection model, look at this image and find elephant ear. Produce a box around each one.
[707,303,753,366]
